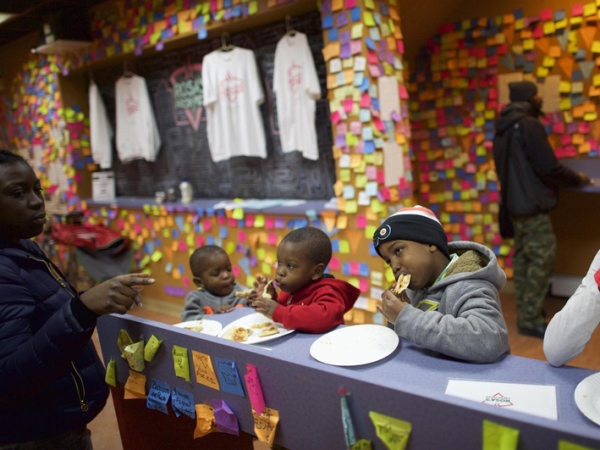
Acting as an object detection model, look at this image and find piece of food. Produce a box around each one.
[259,326,280,337]
[392,274,411,296]
[235,290,252,298]
[231,327,253,342]
[262,280,274,299]
[251,322,272,329]
[184,325,204,332]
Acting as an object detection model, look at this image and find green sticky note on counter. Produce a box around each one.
[558,441,594,450]
[482,420,519,450]
[351,439,373,450]
[369,411,411,450]
[105,357,117,387]
[173,345,191,382]
[124,341,145,372]
[118,329,134,359]
[144,335,163,362]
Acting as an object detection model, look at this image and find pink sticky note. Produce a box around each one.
[179,241,187,252]
[350,39,362,55]
[359,278,369,293]
[196,235,205,247]
[350,262,360,275]
[134,223,141,234]
[345,0,356,7]
[572,3,583,16]
[343,98,354,113]
[232,265,241,277]
[360,93,371,108]
[267,232,278,245]
[356,215,367,229]
[245,215,255,227]
[329,257,340,271]
[238,230,247,242]
[244,364,266,415]
[265,217,275,229]
[228,218,237,227]
[331,111,342,125]
[217,215,226,225]
[182,276,190,287]
[539,8,553,21]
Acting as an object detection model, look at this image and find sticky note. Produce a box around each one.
[253,407,280,447]
[215,358,245,397]
[213,399,239,435]
[117,329,134,359]
[351,439,374,449]
[105,357,116,387]
[482,420,519,450]
[144,335,163,362]
[124,370,147,399]
[124,341,145,372]
[192,350,220,390]
[245,363,266,415]
[172,345,191,382]
[147,378,170,415]
[172,388,195,419]
[558,440,594,450]
[194,404,217,438]
[369,411,411,450]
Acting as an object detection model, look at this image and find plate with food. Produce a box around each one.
[575,372,600,426]
[310,324,399,366]
[218,312,294,344]
[173,320,223,337]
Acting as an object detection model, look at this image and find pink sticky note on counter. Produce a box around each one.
[244,364,266,415]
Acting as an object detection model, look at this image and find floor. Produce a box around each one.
[88,288,600,449]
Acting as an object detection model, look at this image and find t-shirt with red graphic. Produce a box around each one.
[115,75,162,163]
[273,32,321,160]
[89,80,113,169]
[202,47,266,162]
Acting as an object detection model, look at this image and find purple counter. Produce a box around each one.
[97,308,600,449]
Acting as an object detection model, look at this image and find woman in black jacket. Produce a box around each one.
[0,149,154,449]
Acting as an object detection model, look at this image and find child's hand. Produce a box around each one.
[252,297,278,319]
[214,305,235,314]
[377,289,410,324]
[249,275,269,302]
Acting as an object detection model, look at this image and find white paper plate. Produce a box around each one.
[218,312,294,344]
[310,324,399,366]
[575,372,600,426]
[173,320,223,337]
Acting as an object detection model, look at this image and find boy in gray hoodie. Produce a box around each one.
[181,245,249,321]
[373,206,510,363]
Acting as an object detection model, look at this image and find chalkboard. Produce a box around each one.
[93,11,335,200]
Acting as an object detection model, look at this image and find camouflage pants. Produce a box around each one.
[511,213,556,329]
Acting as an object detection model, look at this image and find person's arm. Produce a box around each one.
[182,291,206,321]
[271,290,347,333]
[544,251,600,367]
[522,118,589,188]
[395,282,510,363]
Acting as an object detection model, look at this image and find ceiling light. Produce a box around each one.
[0,13,16,25]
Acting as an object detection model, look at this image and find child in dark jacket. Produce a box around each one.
[373,205,510,363]
[251,227,360,333]
[181,245,249,321]
[0,150,154,447]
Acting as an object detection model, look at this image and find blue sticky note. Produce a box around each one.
[365,37,376,50]
[178,264,185,275]
[359,109,371,122]
[380,3,389,16]
[359,77,370,92]
[147,378,170,415]
[343,185,355,199]
[294,218,309,228]
[354,72,364,86]
[206,235,214,245]
[215,358,245,397]
[371,98,380,111]
[220,227,228,238]
[172,228,179,239]
[172,388,195,419]
[364,141,375,154]
[198,27,207,40]
[331,239,340,252]
[359,263,370,277]
[328,28,338,41]
[342,262,351,275]
[350,7,361,22]
[369,242,378,256]
[322,14,334,29]
[362,127,374,140]
[175,216,184,231]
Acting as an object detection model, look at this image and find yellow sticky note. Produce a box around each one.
[194,404,217,438]
[369,411,412,450]
[192,350,220,390]
[253,407,280,447]
[144,335,163,362]
[105,357,117,387]
[248,1,258,14]
[151,250,163,262]
[482,420,519,450]
[592,41,600,53]
[345,200,358,214]
[558,440,594,450]
[339,240,350,254]
[255,215,265,227]
[351,24,363,39]
[172,345,191,382]
[352,439,374,449]
[117,329,134,359]
[232,208,244,220]
[364,12,375,26]
[124,370,147,399]
[124,341,145,372]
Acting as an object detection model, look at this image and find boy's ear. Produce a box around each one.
[428,244,438,254]
[193,276,204,289]
[311,263,325,280]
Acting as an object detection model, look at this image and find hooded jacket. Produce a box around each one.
[182,282,249,321]
[493,102,584,215]
[272,276,360,333]
[0,238,109,444]
[394,241,510,363]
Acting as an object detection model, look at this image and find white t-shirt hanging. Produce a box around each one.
[273,32,321,160]
[202,47,266,162]
[115,74,161,163]
[89,80,113,169]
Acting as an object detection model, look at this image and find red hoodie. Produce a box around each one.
[271,277,360,333]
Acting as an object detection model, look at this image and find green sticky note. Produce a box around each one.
[172,345,191,382]
[369,411,411,450]
[117,330,134,359]
[151,251,163,262]
[144,335,163,362]
[558,441,594,450]
[232,208,244,220]
[105,357,117,387]
[254,215,265,228]
[124,341,145,372]
[352,439,373,449]
[249,1,258,14]
[339,240,350,254]
[482,420,519,450]
[226,241,235,254]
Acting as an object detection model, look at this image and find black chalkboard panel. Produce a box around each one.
[93,11,335,200]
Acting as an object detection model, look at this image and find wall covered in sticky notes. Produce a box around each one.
[408,4,600,277]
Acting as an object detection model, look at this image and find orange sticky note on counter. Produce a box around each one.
[124,370,147,399]
[253,407,280,447]
[194,404,218,439]
[192,350,220,390]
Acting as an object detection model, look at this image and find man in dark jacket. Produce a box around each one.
[493,81,591,338]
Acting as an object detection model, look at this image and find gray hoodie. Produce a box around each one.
[181,283,248,321]
[394,241,510,363]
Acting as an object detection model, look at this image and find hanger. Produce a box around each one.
[123,60,134,78]
[220,32,234,52]
[285,15,297,37]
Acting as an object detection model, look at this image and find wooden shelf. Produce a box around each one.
[33,40,91,56]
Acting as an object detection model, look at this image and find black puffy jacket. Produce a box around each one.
[0,238,108,444]
[493,102,584,215]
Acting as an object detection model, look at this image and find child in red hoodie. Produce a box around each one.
[250,227,360,333]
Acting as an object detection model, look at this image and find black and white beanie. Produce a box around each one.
[373,205,450,259]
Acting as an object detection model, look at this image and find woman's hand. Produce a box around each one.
[79,273,155,315]
[376,289,410,325]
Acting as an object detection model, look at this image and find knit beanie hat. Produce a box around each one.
[373,205,450,259]
[509,81,538,102]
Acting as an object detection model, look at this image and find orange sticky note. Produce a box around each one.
[194,404,218,439]
[253,407,280,447]
[124,370,147,399]
[192,351,220,390]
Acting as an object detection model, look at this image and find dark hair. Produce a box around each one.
[0,149,26,165]
[189,245,227,275]
[281,227,332,266]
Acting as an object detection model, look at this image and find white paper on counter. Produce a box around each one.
[445,379,557,420]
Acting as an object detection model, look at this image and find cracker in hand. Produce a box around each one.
[392,274,411,296]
